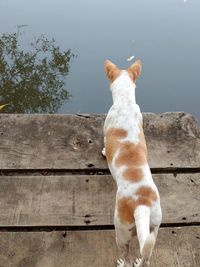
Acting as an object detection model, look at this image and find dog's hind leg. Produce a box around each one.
[116,244,131,267]
[116,236,132,267]
[115,220,133,267]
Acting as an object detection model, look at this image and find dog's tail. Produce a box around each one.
[134,206,156,261]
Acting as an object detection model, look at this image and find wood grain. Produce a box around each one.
[0,113,199,267]
[0,112,199,170]
[0,226,199,267]
[0,173,199,226]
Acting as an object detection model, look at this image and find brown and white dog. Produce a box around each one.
[102,60,162,267]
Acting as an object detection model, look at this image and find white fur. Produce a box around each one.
[103,71,162,267]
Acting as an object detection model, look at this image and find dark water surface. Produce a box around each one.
[0,0,200,120]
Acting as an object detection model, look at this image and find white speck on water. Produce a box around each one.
[127,55,135,62]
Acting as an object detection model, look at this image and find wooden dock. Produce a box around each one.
[0,112,199,267]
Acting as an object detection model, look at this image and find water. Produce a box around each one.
[0,0,200,121]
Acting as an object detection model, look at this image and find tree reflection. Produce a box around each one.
[0,28,75,113]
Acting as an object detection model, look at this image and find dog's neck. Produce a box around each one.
[110,71,136,105]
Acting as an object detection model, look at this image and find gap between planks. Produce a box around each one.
[1,167,200,176]
[0,222,199,233]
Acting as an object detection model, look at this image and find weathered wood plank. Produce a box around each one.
[0,112,199,170]
[0,227,199,267]
[0,173,199,226]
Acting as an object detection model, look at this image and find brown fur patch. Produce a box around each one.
[115,123,147,182]
[117,186,158,224]
[117,197,137,224]
[116,141,147,168]
[137,186,158,206]
[123,167,143,182]
[104,60,121,83]
[105,128,128,163]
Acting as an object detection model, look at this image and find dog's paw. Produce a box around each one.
[134,258,142,267]
[117,258,125,267]
[117,258,132,267]
[102,147,106,157]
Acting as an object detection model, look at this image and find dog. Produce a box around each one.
[102,59,162,267]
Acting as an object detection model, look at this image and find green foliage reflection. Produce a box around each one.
[0,29,75,113]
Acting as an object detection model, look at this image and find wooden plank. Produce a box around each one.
[0,226,199,267]
[0,112,200,170]
[0,173,199,226]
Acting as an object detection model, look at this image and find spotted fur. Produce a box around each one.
[103,60,162,267]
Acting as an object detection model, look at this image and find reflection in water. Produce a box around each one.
[0,29,75,113]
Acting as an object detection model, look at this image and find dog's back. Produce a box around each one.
[103,60,162,267]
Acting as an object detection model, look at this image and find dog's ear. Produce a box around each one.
[104,60,121,83]
[128,60,142,82]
